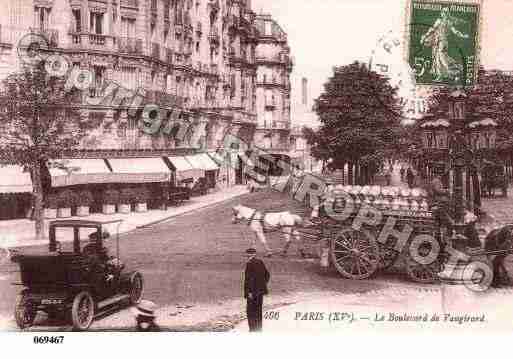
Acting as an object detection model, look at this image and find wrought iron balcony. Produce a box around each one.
[89,33,106,46]
[208,27,220,45]
[121,0,139,8]
[89,87,105,98]
[118,37,143,54]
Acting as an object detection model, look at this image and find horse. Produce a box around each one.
[231,204,305,258]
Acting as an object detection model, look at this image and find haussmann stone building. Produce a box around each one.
[0,0,294,220]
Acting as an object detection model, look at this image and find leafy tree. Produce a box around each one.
[0,66,94,240]
[309,61,404,183]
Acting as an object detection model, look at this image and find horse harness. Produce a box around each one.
[245,209,293,233]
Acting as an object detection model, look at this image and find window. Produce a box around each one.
[72,9,81,32]
[121,17,136,38]
[35,7,51,30]
[90,12,104,35]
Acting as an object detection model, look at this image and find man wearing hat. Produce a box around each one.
[243,248,270,332]
[132,300,160,332]
[426,166,454,239]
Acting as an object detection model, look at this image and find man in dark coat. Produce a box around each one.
[243,248,270,332]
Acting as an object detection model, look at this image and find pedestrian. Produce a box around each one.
[131,300,161,332]
[400,166,405,181]
[406,167,415,189]
[243,248,270,332]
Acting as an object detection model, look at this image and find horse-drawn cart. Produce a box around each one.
[308,185,513,285]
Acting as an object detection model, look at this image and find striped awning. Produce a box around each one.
[0,165,33,193]
[107,158,171,183]
[195,153,219,171]
[49,159,112,187]
[185,155,206,171]
[167,156,194,172]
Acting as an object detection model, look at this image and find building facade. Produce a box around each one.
[252,13,293,162]
[0,0,270,187]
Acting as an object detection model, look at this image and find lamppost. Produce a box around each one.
[447,89,469,244]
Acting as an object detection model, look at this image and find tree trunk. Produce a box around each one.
[348,161,354,185]
[31,161,45,241]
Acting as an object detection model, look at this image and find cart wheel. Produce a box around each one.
[378,243,400,270]
[128,272,144,305]
[71,291,95,331]
[405,241,441,284]
[330,228,380,280]
[14,293,36,329]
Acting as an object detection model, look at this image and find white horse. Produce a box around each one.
[232,204,305,257]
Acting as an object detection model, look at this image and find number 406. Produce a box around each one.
[264,311,280,320]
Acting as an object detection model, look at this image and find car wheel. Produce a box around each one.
[128,272,144,305]
[14,292,36,329]
[71,291,95,331]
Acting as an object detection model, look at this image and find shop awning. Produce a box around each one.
[0,165,33,193]
[49,159,112,187]
[107,158,171,183]
[166,156,194,172]
[197,153,219,171]
[185,154,219,171]
[184,155,206,171]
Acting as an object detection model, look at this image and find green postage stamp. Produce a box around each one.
[408,1,480,86]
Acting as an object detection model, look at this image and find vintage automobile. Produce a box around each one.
[11,219,143,331]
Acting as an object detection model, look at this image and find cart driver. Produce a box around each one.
[426,169,454,240]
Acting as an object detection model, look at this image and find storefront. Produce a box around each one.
[184,153,220,190]
[165,156,197,187]
[0,165,33,220]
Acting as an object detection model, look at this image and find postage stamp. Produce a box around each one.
[0,0,513,356]
[407,0,481,86]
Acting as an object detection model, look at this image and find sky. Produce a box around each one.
[251,0,513,127]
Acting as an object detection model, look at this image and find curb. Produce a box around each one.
[136,190,249,229]
[5,189,249,249]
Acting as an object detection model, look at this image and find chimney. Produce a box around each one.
[301,77,308,106]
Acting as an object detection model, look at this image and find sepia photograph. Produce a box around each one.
[0,0,513,353]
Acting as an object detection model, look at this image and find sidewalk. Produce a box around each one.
[0,185,248,249]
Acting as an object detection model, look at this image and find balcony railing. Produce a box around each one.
[121,0,139,8]
[89,87,105,98]
[151,42,160,59]
[118,37,143,54]
[208,27,219,45]
[89,34,106,46]
[146,90,177,108]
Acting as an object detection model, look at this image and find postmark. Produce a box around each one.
[369,28,429,124]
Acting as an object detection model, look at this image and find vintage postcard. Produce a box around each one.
[1,0,513,350]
